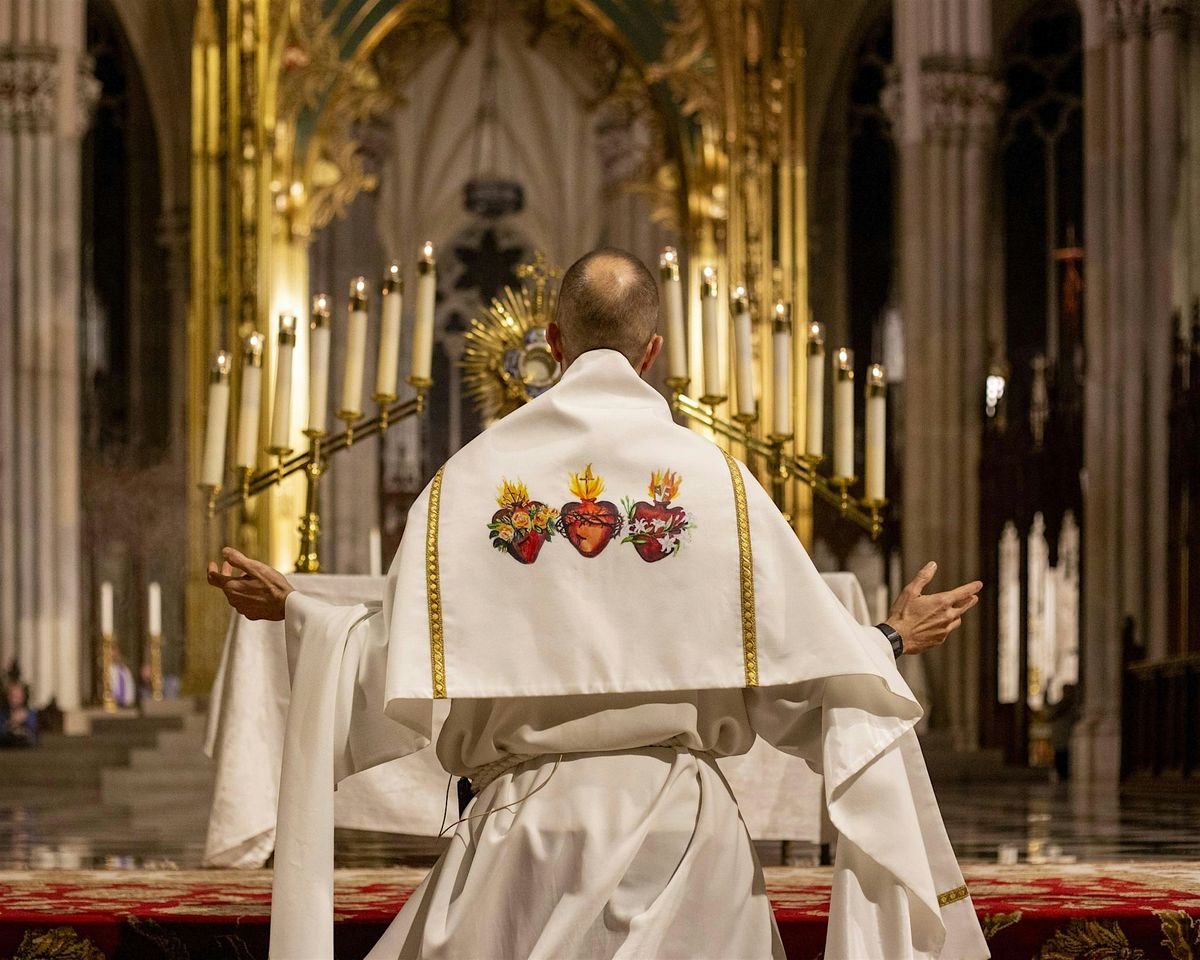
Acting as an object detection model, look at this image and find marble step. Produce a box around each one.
[100,764,215,805]
[129,744,209,768]
[152,729,210,754]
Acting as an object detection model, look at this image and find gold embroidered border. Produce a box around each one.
[722,450,758,686]
[426,465,447,699]
[938,884,970,907]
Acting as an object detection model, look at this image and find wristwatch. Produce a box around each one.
[875,622,904,659]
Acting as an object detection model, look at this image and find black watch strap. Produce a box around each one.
[875,622,904,659]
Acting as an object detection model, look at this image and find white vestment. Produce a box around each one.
[270,349,989,960]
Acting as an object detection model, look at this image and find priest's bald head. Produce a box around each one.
[547,247,664,373]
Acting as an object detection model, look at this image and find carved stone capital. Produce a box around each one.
[0,46,58,132]
[919,64,1005,144]
[1105,0,1151,39]
[1148,0,1190,33]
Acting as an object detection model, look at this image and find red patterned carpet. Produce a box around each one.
[1,863,1198,959]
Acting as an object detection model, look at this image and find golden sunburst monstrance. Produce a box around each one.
[462,252,562,423]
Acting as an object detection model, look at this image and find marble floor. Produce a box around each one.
[1,778,1198,871]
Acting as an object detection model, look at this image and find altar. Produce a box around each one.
[202,571,870,868]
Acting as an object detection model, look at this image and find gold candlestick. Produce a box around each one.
[148,632,164,701]
[100,632,116,713]
[295,430,326,573]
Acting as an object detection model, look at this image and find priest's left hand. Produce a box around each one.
[207,547,294,621]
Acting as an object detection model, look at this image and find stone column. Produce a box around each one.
[0,0,93,708]
[892,0,1002,749]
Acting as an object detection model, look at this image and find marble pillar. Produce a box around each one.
[1073,0,1192,782]
[0,0,93,708]
[892,0,1002,749]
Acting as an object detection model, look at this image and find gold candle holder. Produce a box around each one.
[148,632,163,702]
[295,429,326,573]
[100,632,116,713]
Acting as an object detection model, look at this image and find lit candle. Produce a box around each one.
[369,527,383,578]
[833,347,855,478]
[201,350,232,488]
[865,362,887,501]
[409,241,436,386]
[771,302,793,439]
[340,276,369,420]
[805,321,825,457]
[731,285,755,418]
[307,294,331,434]
[376,262,404,400]
[235,333,264,470]
[269,314,297,454]
[659,247,687,384]
[100,581,114,637]
[699,266,724,402]
[148,582,162,637]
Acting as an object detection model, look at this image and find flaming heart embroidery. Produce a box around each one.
[621,469,695,562]
[558,464,623,558]
[488,479,558,564]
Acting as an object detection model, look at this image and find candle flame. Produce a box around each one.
[215,350,231,374]
[660,246,677,265]
[352,276,367,297]
[733,284,747,299]
[280,313,297,333]
[869,362,886,384]
[809,321,823,339]
[422,241,435,261]
[388,261,401,279]
[702,265,715,280]
[313,293,330,313]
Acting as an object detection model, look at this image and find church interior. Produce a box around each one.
[2,0,1200,957]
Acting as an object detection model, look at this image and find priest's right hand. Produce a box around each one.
[206,547,294,621]
[885,561,981,655]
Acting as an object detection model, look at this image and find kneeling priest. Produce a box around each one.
[210,247,989,960]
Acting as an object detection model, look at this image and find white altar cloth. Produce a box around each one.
[203,571,869,868]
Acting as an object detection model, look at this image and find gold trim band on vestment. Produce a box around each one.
[722,449,758,686]
[427,464,447,698]
[938,884,970,907]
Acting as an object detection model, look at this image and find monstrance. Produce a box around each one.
[462,253,562,423]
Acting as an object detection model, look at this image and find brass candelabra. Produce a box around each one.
[668,384,886,539]
[203,388,427,572]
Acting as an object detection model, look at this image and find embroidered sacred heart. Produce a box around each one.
[621,469,694,563]
[488,479,558,564]
[558,464,622,558]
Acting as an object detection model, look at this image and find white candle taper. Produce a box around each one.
[100,581,114,637]
[235,333,263,469]
[339,277,369,420]
[269,314,297,454]
[659,247,687,385]
[771,302,793,439]
[865,362,887,501]
[732,285,755,419]
[201,350,232,487]
[376,262,403,399]
[833,347,855,478]
[369,527,383,578]
[409,241,436,387]
[699,266,724,403]
[805,321,825,457]
[307,294,331,435]
[148,582,162,637]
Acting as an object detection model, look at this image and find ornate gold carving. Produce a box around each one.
[937,883,970,907]
[722,449,757,687]
[462,254,562,423]
[427,464,447,699]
